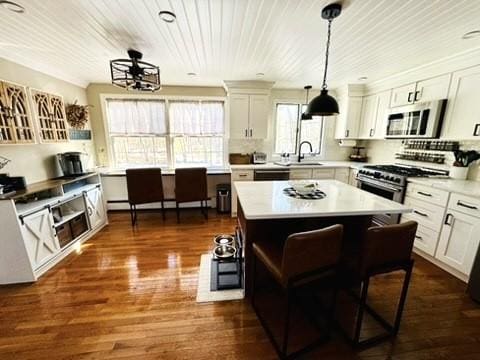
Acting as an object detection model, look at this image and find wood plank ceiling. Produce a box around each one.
[0,0,480,89]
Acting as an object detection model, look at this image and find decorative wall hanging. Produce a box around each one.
[69,129,92,140]
[66,101,91,129]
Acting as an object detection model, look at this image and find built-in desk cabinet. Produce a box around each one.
[0,173,107,285]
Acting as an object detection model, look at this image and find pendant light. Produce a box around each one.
[300,85,313,120]
[305,3,342,117]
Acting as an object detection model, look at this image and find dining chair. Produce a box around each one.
[174,167,210,222]
[126,168,165,226]
[252,224,344,359]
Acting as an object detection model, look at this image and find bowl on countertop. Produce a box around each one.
[288,180,319,195]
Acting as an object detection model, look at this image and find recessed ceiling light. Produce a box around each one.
[187,72,196,76]
[358,76,368,81]
[159,10,176,23]
[462,30,480,39]
[0,0,25,13]
[256,72,265,76]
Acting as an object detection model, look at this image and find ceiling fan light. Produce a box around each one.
[305,89,339,116]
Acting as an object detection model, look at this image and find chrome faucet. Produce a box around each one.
[298,141,313,163]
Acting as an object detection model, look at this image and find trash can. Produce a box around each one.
[216,183,231,214]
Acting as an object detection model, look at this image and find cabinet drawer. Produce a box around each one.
[312,169,335,179]
[406,183,449,207]
[403,196,446,232]
[232,170,254,181]
[402,216,439,256]
[290,169,313,179]
[448,193,480,218]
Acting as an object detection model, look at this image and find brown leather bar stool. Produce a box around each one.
[126,168,165,226]
[341,220,418,348]
[174,167,210,222]
[252,224,344,360]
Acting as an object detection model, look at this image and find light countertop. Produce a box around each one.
[407,178,480,198]
[235,180,412,220]
[230,161,367,170]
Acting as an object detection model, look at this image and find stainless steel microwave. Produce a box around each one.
[385,99,447,138]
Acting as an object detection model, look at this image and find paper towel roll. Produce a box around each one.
[338,139,357,147]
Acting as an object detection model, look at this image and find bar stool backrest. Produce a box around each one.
[126,168,164,205]
[361,221,418,277]
[282,224,344,283]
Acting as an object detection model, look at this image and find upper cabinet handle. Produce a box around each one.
[250,129,253,137]
[414,91,420,102]
[457,201,478,210]
[244,129,248,137]
[474,124,480,136]
[345,130,349,138]
[369,129,374,137]
[407,92,413,103]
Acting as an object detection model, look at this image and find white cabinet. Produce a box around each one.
[358,90,391,139]
[348,168,359,186]
[231,170,254,216]
[334,168,349,183]
[442,65,480,139]
[436,210,480,275]
[290,168,313,179]
[390,74,451,107]
[335,96,362,139]
[21,208,59,269]
[84,186,106,230]
[229,94,269,139]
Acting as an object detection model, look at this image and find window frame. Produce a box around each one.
[273,100,325,156]
[100,94,227,169]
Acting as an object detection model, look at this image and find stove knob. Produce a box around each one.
[394,178,401,183]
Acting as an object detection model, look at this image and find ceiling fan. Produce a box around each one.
[110,49,161,92]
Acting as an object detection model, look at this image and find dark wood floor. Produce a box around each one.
[1,210,480,359]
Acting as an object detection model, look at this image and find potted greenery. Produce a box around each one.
[451,150,480,180]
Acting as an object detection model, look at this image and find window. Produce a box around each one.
[274,103,323,154]
[105,98,224,168]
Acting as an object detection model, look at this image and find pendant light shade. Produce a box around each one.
[300,85,312,120]
[304,3,341,117]
[306,89,339,116]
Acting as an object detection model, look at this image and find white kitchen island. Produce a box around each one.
[236,180,412,296]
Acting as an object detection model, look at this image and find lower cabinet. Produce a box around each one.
[21,208,59,269]
[231,170,254,217]
[84,186,106,230]
[349,168,359,186]
[334,168,349,183]
[436,210,480,275]
[290,169,313,179]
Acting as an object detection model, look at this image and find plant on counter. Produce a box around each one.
[0,156,11,170]
[453,150,480,167]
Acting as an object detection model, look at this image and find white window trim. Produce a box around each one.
[99,93,227,169]
[272,99,326,160]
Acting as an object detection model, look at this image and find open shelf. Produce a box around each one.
[53,210,85,227]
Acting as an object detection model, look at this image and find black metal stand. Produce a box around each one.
[210,229,243,291]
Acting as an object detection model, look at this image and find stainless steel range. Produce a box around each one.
[356,164,448,225]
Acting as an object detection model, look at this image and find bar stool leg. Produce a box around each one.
[353,277,370,344]
[176,202,180,223]
[161,201,165,221]
[394,262,413,334]
[281,286,292,358]
[129,204,134,227]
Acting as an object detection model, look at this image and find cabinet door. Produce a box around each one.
[358,94,379,139]
[0,82,15,143]
[372,90,391,139]
[31,90,56,142]
[3,82,35,143]
[390,83,416,107]
[229,94,250,139]
[312,168,335,179]
[290,169,313,179]
[21,208,59,269]
[248,94,269,139]
[49,94,68,142]
[84,187,106,230]
[334,168,349,183]
[348,169,358,186]
[442,65,480,140]
[335,96,362,139]
[415,73,451,103]
[436,210,480,275]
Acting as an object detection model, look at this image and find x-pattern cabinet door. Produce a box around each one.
[84,187,106,230]
[21,208,59,269]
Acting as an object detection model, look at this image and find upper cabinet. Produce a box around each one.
[390,73,451,107]
[0,80,35,144]
[225,80,273,140]
[334,85,364,139]
[442,65,480,140]
[358,90,391,139]
[31,90,68,142]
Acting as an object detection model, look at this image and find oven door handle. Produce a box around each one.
[358,177,403,192]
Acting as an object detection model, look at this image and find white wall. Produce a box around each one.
[0,58,95,184]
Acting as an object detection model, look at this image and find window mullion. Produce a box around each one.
[165,99,174,168]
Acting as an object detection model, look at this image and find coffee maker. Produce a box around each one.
[56,152,88,177]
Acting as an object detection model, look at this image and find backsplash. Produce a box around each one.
[365,139,480,181]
